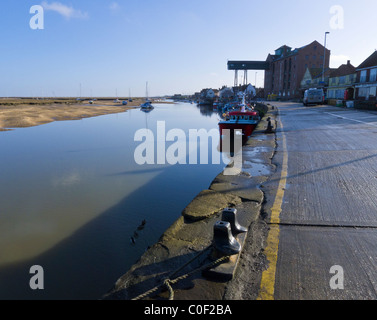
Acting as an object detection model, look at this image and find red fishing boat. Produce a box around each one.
[218,95,260,141]
[219,110,259,140]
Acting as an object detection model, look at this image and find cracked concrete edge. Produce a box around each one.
[182,190,243,222]
[102,105,279,300]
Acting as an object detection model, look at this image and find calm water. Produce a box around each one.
[0,102,229,299]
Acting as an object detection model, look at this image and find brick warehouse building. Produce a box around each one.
[264,40,331,100]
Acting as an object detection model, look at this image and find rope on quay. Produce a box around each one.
[131,246,230,301]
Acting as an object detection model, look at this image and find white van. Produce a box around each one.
[303,88,325,106]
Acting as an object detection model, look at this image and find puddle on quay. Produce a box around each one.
[242,161,271,177]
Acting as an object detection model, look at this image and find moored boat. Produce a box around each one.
[140,101,154,113]
[140,82,154,110]
[140,101,153,109]
[218,110,260,141]
[218,93,260,141]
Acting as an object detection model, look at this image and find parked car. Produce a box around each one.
[303,88,325,106]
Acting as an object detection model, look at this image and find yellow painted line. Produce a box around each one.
[257,115,288,300]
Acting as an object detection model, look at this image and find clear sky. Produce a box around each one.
[1,0,376,97]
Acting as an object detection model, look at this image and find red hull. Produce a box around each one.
[219,110,260,142]
[219,122,257,139]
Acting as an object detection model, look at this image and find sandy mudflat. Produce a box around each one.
[0,99,146,131]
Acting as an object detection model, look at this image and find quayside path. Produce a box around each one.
[259,102,377,300]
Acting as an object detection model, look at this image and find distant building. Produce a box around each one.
[327,60,356,105]
[219,87,234,100]
[245,84,256,97]
[300,67,334,93]
[354,51,377,104]
[264,40,330,100]
[199,88,216,105]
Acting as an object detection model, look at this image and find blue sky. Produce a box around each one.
[1,0,376,97]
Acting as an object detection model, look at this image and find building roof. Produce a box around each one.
[274,45,292,56]
[307,68,323,79]
[357,51,377,70]
[275,45,292,51]
[308,67,335,79]
[330,61,356,77]
[269,40,326,62]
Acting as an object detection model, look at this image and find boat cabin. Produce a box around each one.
[227,111,260,122]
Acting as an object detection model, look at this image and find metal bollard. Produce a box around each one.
[265,117,274,133]
[213,221,241,256]
[222,208,247,235]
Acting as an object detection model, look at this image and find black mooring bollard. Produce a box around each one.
[213,221,241,256]
[222,208,247,235]
[266,117,274,133]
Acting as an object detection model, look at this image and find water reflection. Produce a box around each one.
[0,102,227,299]
[197,104,215,117]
